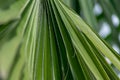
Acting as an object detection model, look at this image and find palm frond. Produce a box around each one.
[0,0,120,80]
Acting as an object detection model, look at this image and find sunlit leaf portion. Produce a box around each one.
[0,0,29,24]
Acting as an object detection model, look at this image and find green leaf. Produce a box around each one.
[0,0,120,80]
[0,0,29,24]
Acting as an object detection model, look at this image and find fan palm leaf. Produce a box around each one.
[0,0,120,80]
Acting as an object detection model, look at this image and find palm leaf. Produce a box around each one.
[0,0,120,80]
